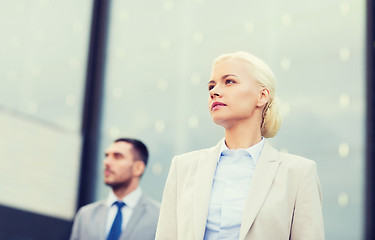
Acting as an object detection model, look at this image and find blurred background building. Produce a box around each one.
[0,0,372,239]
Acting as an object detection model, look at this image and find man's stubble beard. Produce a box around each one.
[106,177,132,192]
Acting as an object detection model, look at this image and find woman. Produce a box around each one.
[156,52,324,240]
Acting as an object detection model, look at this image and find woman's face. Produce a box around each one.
[208,57,267,129]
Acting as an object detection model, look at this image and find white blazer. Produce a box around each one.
[156,139,324,240]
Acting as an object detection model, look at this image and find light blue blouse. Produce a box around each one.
[203,138,265,240]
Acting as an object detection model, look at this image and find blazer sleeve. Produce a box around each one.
[290,162,325,240]
[155,156,178,240]
[69,208,83,240]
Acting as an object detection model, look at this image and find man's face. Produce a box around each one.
[103,141,137,189]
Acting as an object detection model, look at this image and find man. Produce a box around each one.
[70,138,160,240]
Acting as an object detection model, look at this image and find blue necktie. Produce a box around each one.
[107,201,125,240]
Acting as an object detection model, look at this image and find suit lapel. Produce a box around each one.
[193,140,222,240]
[239,141,281,240]
[120,195,146,240]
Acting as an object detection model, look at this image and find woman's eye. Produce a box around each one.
[208,85,214,91]
[225,79,235,84]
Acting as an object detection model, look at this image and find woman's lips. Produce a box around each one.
[211,101,226,110]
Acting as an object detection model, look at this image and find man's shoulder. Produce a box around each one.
[77,200,106,215]
[130,193,160,230]
[139,194,160,212]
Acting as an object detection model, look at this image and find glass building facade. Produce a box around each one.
[0,0,367,239]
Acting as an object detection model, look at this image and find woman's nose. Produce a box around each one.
[210,86,222,99]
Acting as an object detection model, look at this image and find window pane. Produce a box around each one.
[0,0,92,220]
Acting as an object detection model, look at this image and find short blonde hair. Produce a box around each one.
[213,51,282,138]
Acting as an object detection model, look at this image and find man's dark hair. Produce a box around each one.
[114,138,149,166]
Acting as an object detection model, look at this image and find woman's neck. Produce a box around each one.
[224,119,262,149]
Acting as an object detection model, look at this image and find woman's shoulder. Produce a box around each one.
[278,151,317,171]
[175,145,217,160]
[171,140,222,167]
[166,146,217,173]
[264,140,317,169]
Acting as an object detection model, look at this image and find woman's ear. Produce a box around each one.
[257,87,270,107]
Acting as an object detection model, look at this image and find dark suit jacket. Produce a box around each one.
[70,194,160,240]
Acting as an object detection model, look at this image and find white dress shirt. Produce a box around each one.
[204,138,265,240]
[105,187,142,236]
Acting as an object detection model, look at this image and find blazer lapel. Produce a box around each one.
[193,140,222,240]
[120,195,146,240]
[239,141,281,240]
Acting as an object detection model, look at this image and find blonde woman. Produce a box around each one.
[156,52,324,240]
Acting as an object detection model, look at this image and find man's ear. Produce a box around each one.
[257,87,270,107]
[133,161,146,177]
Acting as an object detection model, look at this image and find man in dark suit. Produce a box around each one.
[70,138,160,240]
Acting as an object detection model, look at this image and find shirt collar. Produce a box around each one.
[219,137,265,164]
[106,187,142,209]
